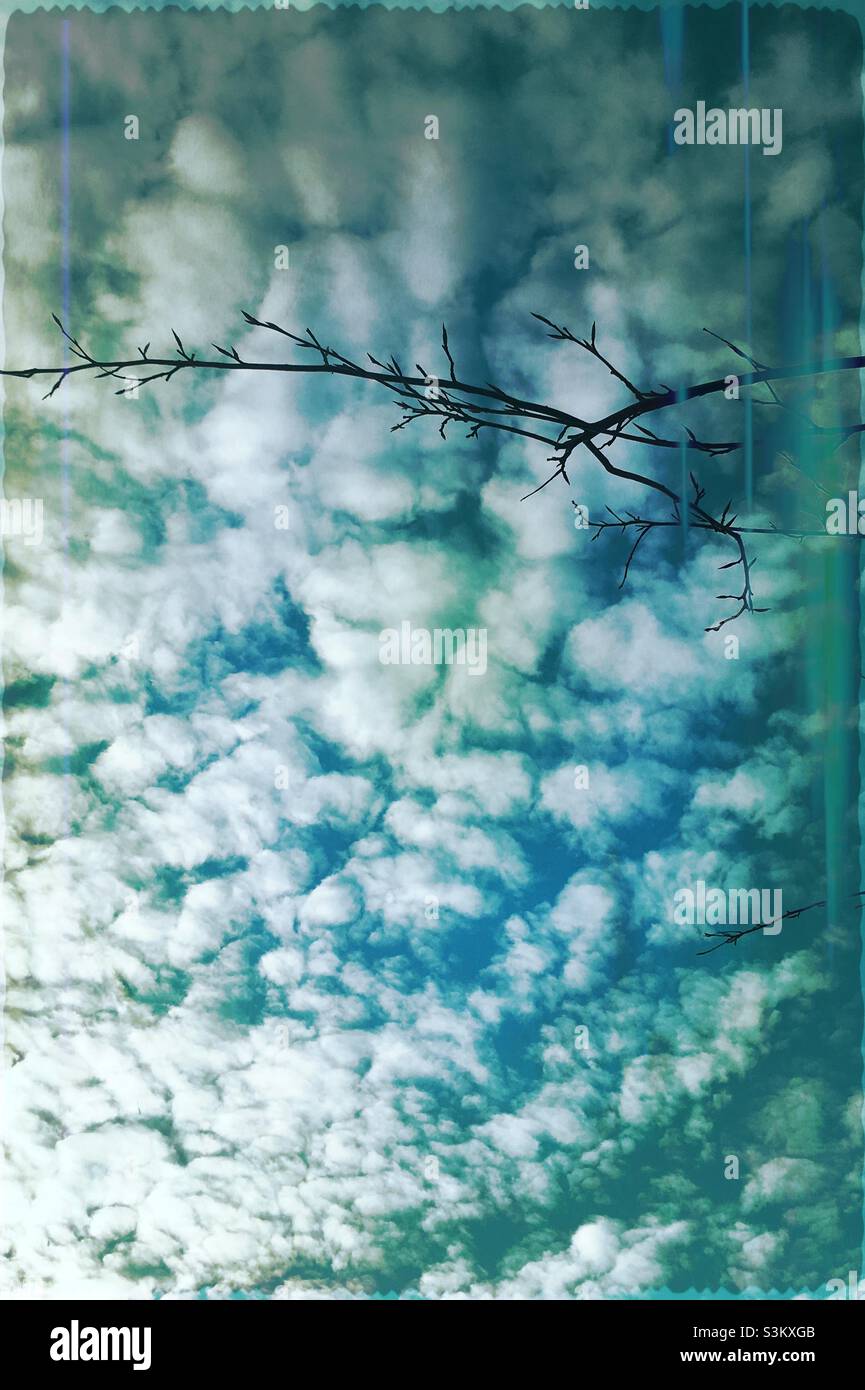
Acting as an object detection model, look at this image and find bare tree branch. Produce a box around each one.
[697,889,865,956]
[4,310,865,634]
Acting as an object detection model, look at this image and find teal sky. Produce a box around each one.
[1,4,863,1299]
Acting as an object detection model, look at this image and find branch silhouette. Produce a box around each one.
[696,889,865,956]
[4,309,863,632]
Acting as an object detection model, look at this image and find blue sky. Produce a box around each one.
[1,3,863,1298]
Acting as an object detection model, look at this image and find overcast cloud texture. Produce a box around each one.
[1,4,863,1299]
